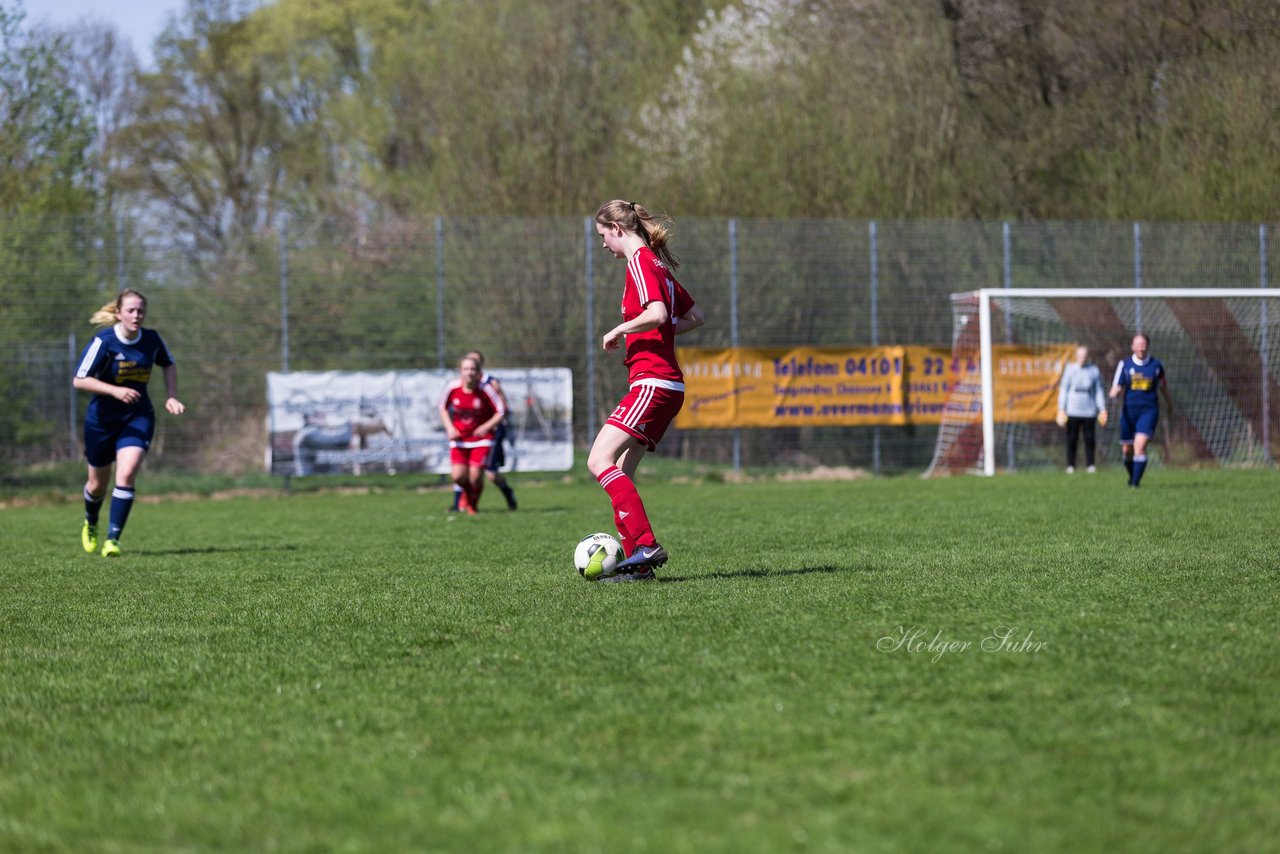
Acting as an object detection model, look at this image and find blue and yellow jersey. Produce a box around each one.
[1112,356,1165,411]
[75,327,175,422]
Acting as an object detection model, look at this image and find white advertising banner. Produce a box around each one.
[266,369,574,477]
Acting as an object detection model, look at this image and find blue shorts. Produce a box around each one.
[1119,407,1159,443]
[484,423,507,472]
[84,411,155,467]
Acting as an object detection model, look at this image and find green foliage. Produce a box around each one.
[0,3,102,468]
[114,0,297,255]
[0,1,100,314]
[1,469,1277,848]
[20,0,1280,224]
[0,3,96,217]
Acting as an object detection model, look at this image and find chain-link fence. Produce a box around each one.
[4,216,1275,477]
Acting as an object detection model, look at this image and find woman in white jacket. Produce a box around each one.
[1056,346,1108,473]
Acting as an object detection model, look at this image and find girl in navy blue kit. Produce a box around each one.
[1109,333,1171,488]
[73,289,185,556]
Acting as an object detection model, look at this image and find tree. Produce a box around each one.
[937,0,1280,217]
[57,19,140,210]
[112,0,284,256]
[355,0,725,215]
[0,2,96,216]
[0,1,99,468]
[631,0,966,218]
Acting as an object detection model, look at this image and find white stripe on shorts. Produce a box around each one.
[621,384,655,431]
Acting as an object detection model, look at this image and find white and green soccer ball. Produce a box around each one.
[574,533,624,580]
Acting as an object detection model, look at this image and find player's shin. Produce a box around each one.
[84,486,105,525]
[107,485,135,540]
[596,465,655,547]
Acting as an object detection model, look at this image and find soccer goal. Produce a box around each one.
[924,288,1280,476]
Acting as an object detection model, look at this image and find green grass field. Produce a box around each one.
[2,466,1278,851]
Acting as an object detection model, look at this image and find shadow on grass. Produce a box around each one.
[140,544,302,556]
[437,506,570,518]
[479,506,569,515]
[659,564,847,583]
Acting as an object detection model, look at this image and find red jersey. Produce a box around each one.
[622,246,696,386]
[440,380,504,447]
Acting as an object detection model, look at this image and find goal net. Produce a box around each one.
[924,289,1280,476]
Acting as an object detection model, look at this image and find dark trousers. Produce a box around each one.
[1065,416,1097,467]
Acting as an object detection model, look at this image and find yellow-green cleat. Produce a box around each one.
[81,521,99,554]
[101,539,122,558]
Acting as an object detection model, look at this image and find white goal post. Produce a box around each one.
[926,288,1280,477]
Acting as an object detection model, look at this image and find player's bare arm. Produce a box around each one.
[73,376,141,404]
[674,303,705,336]
[473,412,505,438]
[603,300,670,351]
[162,365,185,415]
[439,406,459,439]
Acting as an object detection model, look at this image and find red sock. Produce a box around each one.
[614,509,635,556]
[596,466,655,548]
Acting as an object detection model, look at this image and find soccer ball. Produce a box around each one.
[574,532,623,580]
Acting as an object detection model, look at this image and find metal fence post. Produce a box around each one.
[1133,222,1143,333]
[68,332,78,458]
[1262,223,1270,459]
[729,218,741,472]
[116,213,126,291]
[869,220,880,475]
[436,216,446,369]
[278,215,290,372]
[585,217,597,443]
[1003,221,1014,469]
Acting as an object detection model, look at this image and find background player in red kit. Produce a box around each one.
[439,354,506,514]
[447,349,518,512]
[586,200,706,581]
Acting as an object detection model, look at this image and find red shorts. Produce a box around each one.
[450,444,491,467]
[606,384,684,451]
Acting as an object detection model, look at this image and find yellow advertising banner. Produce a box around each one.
[991,344,1075,423]
[676,345,1074,429]
[677,347,909,428]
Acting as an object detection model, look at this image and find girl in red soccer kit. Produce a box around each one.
[439,354,506,514]
[588,200,706,581]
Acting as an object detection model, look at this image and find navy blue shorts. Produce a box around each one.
[84,411,155,467]
[1119,407,1159,443]
[484,423,507,471]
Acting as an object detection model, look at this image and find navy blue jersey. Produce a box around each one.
[75,327,175,422]
[1112,356,1165,411]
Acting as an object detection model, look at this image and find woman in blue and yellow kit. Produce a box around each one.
[73,289,185,556]
[1109,333,1172,488]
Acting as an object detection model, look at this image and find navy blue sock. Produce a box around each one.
[1124,457,1134,482]
[84,487,105,526]
[1132,455,1148,486]
[497,479,516,505]
[451,485,462,510]
[107,486,135,541]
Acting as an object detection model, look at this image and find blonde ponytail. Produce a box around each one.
[90,288,147,327]
[595,200,680,270]
[89,303,118,327]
